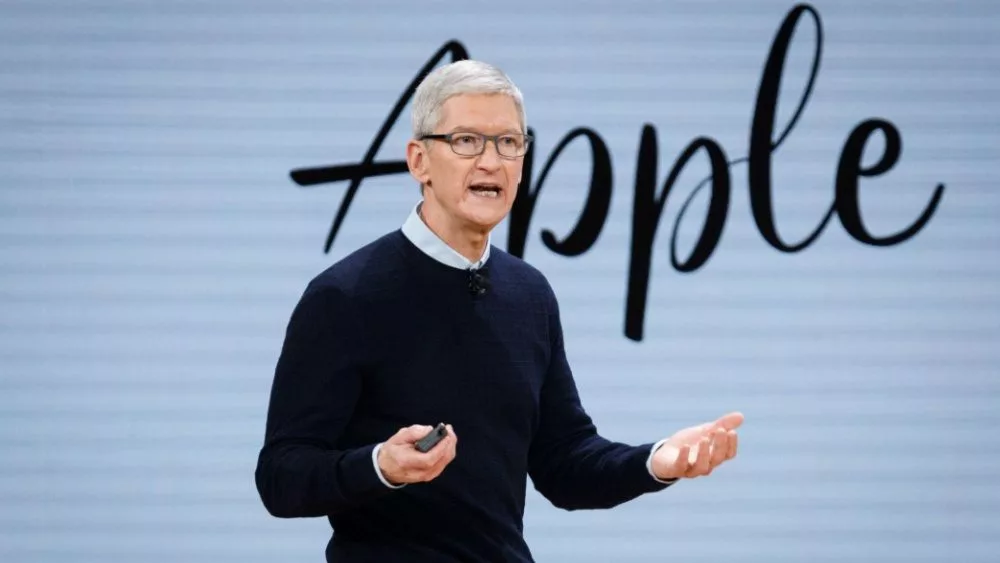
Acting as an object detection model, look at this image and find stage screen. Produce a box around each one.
[2,1,997,561]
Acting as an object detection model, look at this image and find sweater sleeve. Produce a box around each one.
[255,281,392,518]
[527,283,674,510]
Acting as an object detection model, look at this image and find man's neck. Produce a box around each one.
[419,204,489,263]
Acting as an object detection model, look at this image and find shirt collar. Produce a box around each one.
[401,201,490,270]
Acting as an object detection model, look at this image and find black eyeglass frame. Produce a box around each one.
[418,132,533,159]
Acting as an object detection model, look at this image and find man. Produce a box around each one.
[255,59,743,562]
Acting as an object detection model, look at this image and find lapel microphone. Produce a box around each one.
[467,267,490,296]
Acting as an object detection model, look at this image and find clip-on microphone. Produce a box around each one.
[467,267,490,296]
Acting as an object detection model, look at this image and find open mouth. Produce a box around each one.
[469,183,502,199]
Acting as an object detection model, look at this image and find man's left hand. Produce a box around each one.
[650,411,743,480]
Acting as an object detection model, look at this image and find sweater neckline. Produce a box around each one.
[392,229,493,276]
[389,230,498,302]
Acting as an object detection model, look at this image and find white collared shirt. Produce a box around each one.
[400,201,490,270]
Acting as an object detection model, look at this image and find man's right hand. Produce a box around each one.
[377,424,457,486]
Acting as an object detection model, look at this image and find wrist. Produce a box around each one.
[647,439,679,484]
[376,444,402,486]
[372,443,405,489]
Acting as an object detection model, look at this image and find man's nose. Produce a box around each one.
[475,140,503,169]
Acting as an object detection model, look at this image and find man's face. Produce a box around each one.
[407,93,524,232]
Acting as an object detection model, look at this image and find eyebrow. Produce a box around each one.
[448,126,522,135]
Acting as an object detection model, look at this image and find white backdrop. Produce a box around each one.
[2,1,999,561]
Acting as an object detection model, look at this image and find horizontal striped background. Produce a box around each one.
[1,1,998,561]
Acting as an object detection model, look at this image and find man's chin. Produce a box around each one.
[460,214,504,235]
[458,203,509,231]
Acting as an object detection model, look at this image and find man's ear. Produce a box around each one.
[406,139,431,187]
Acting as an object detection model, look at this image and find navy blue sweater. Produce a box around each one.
[255,230,670,562]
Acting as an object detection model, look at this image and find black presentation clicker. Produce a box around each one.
[414,423,448,453]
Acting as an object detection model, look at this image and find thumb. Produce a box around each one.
[713,411,744,431]
[388,424,435,445]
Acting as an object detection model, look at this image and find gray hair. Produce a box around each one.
[411,60,527,138]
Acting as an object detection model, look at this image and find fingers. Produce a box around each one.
[686,437,713,477]
[446,424,457,456]
[714,411,744,432]
[682,426,739,478]
[426,425,458,480]
[709,427,729,467]
[672,444,691,476]
[378,424,459,484]
[388,424,435,444]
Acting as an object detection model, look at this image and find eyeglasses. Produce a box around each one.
[419,132,533,159]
